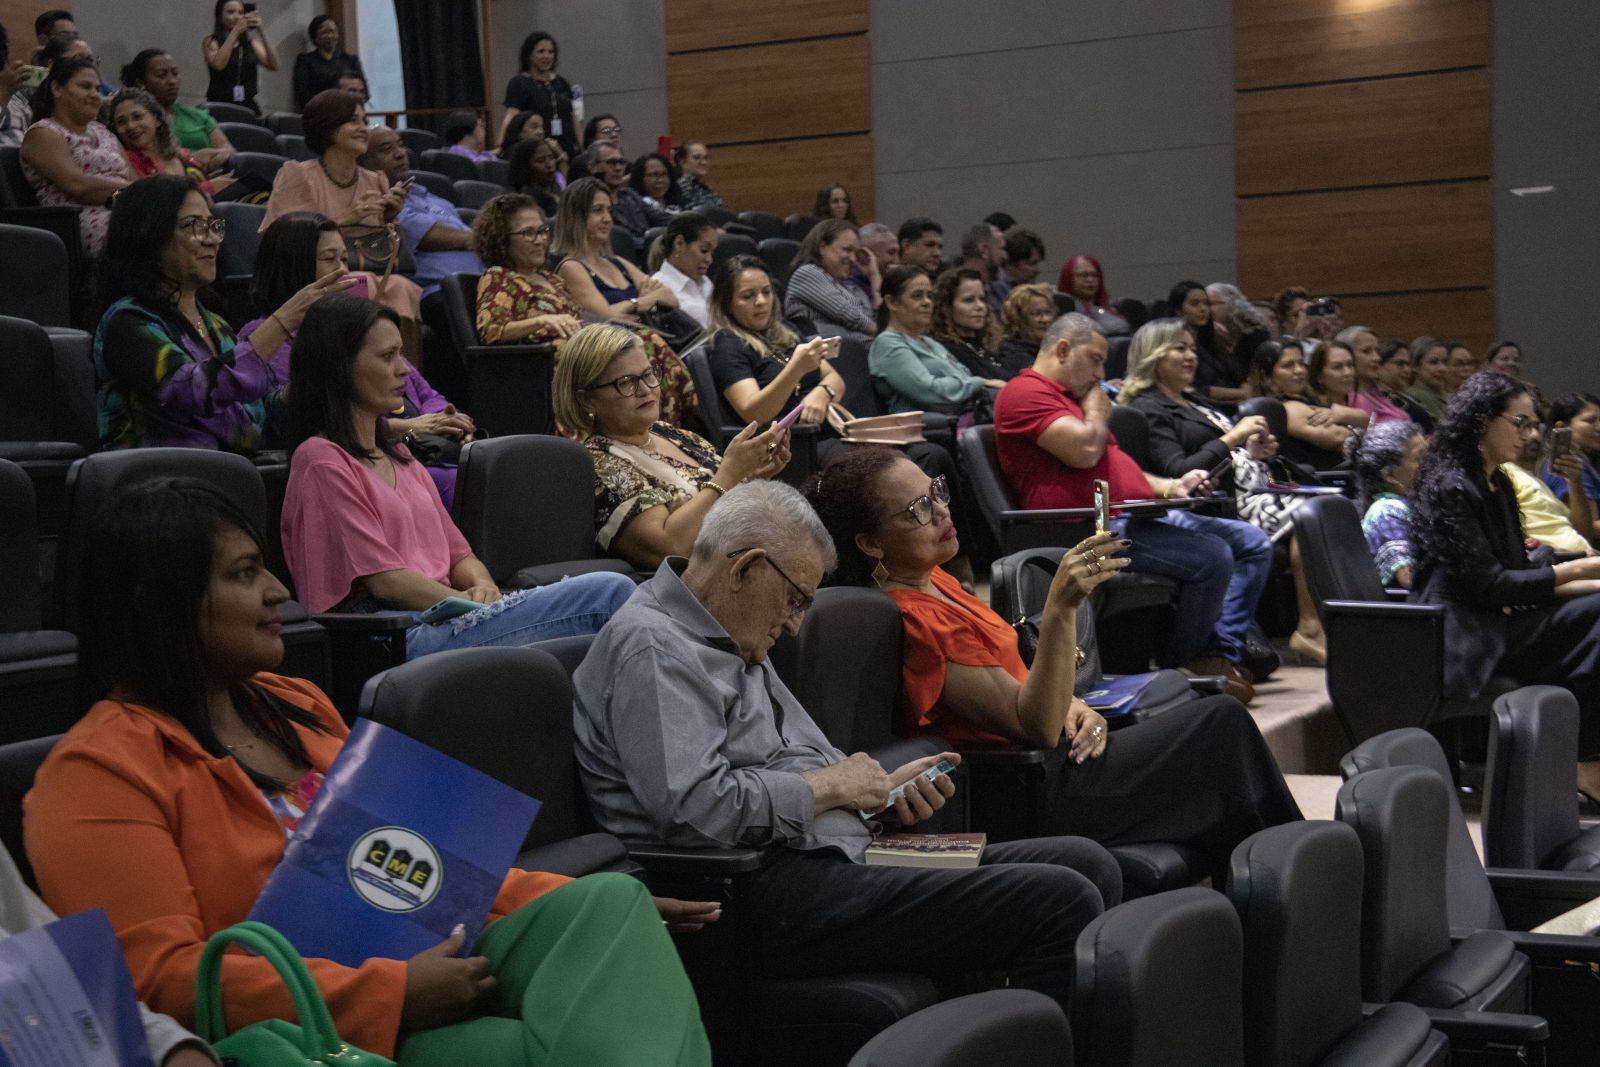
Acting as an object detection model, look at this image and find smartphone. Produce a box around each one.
[1093,479,1111,533]
[419,596,480,625]
[1551,427,1573,456]
[20,65,47,91]
[868,758,959,817]
[1305,296,1341,318]
[773,404,805,432]
[242,1,256,10]
[341,273,370,300]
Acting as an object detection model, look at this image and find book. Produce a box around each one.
[1530,893,1600,936]
[825,406,925,446]
[248,719,541,967]
[1080,673,1157,714]
[865,833,986,869]
[0,908,155,1067]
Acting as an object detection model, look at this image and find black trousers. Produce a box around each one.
[1501,592,1600,754]
[733,835,1119,1008]
[1040,695,1303,876]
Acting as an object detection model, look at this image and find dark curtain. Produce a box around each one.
[391,0,485,134]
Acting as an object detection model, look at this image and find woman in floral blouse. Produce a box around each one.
[471,192,697,425]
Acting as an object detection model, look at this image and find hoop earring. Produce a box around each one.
[871,561,890,589]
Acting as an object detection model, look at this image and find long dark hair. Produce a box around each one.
[285,294,409,463]
[803,446,904,587]
[1411,371,1529,570]
[1167,279,1217,354]
[518,30,558,74]
[629,151,681,204]
[250,212,337,318]
[77,477,327,780]
[32,55,96,118]
[499,109,542,161]
[99,175,205,335]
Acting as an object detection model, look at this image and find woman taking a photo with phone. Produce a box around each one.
[202,0,279,115]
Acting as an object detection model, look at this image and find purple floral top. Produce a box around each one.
[240,318,447,416]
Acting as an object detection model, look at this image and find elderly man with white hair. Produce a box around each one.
[573,481,1119,1008]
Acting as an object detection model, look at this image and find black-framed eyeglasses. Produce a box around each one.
[727,549,813,618]
[509,224,551,239]
[601,158,628,168]
[177,216,227,240]
[889,475,951,527]
[583,367,660,397]
[1498,414,1540,435]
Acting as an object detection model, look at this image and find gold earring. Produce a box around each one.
[871,561,890,588]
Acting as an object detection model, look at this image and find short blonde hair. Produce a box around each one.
[1000,283,1054,343]
[551,323,644,437]
[1118,318,1190,402]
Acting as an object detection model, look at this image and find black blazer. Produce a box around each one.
[1125,390,1233,478]
[1413,469,1557,699]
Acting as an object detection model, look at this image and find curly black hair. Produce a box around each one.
[802,447,904,587]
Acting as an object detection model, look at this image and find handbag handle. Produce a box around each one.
[195,921,346,1058]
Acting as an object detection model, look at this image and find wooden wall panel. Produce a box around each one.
[665,0,866,54]
[1335,290,1494,355]
[1238,182,1490,296]
[709,134,874,221]
[667,37,870,145]
[1235,0,1487,90]
[1235,70,1489,196]
[0,1,39,61]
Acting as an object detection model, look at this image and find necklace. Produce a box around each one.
[319,157,358,189]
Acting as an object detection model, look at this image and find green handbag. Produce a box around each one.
[196,921,396,1067]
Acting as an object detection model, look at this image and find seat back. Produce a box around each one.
[359,647,590,848]
[757,237,800,284]
[1108,405,1152,470]
[275,134,313,161]
[0,146,38,207]
[681,341,736,448]
[398,128,442,154]
[959,424,1012,550]
[710,233,759,279]
[58,450,268,630]
[784,213,820,240]
[453,179,504,210]
[408,169,458,205]
[1226,821,1366,1067]
[1236,397,1290,447]
[1340,727,1503,930]
[1292,494,1387,611]
[0,224,71,326]
[0,316,66,444]
[1073,886,1245,1067]
[438,271,484,352]
[419,149,479,183]
[200,100,261,125]
[218,122,280,155]
[770,587,904,752]
[1104,335,1133,381]
[227,151,288,189]
[0,734,60,890]
[1486,685,1582,870]
[477,158,510,186]
[1335,766,1454,1001]
[214,201,268,279]
[453,435,604,585]
[831,338,883,417]
[735,211,783,242]
[0,459,43,632]
[846,989,1072,1067]
[263,112,303,136]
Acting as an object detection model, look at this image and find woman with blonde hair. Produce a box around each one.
[996,282,1057,377]
[553,322,789,568]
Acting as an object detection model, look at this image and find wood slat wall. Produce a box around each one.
[1234,0,1494,352]
[664,1,873,221]
[1,1,40,63]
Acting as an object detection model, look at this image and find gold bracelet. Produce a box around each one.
[706,480,728,496]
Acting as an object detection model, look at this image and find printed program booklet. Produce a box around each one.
[865,833,986,869]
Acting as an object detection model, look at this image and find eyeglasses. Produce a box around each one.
[601,158,627,168]
[728,550,813,619]
[176,216,227,240]
[890,475,951,527]
[509,224,551,240]
[598,125,622,136]
[1498,414,1541,436]
[583,367,660,397]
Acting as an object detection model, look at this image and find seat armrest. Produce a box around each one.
[957,746,1050,767]
[1365,1005,1549,1045]
[1000,506,1097,524]
[1487,867,1600,929]
[1187,675,1228,695]
[311,611,414,632]
[625,843,770,875]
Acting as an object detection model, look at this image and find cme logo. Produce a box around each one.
[347,827,443,913]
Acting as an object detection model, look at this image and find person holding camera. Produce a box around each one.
[203,0,278,115]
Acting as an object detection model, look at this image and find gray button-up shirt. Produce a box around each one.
[574,559,872,862]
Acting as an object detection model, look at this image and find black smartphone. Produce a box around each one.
[1551,427,1573,456]
[243,2,256,11]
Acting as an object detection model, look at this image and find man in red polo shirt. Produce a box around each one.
[994,313,1272,701]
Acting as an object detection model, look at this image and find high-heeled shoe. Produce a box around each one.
[1289,629,1326,667]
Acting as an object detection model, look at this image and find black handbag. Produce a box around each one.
[638,304,703,352]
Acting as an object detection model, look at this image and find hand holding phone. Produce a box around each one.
[419,596,480,625]
[341,274,371,301]
[1551,427,1573,457]
[865,758,958,818]
[773,403,805,432]
[1093,479,1111,533]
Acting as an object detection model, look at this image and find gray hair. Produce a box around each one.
[1350,419,1421,510]
[959,223,994,258]
[1334,325,1376,348]
[1207,282,1269,334]
[858,222,893,242]
[1040,311,1102,353]
[690,481,838,574]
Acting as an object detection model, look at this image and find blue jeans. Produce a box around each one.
[402,572,637,660]
[1117,511,1272,666]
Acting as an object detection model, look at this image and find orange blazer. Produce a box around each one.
[25,673,569,1057]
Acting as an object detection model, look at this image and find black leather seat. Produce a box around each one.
[398,127,442,154]
[757,237,800,284]
[453,178,504,210]
[418,148,478,183]
[227,151,288,189]
[452,435,635,588]
[213,201,268,325]
[1103,334,1133,380]
[200,100,260,125]
[736,210,784,242]
[0,225,91,405]
[263,112,302,136]
[1227,821,1448,1067]
[359,647,633,876]
[275,134,312,161]
[680,341,818,485]
[218,121,280,155]
[407,169,458,204]
[1073,886,1245,1066]
[0,460,75,742]
[784,213,820,240]
[477,158,510,186]
[1237,397,1352,487]
[0,734,60,890]
[846,989,1071,1067]
[710,232,759,280]
[438,272,557,435]
[1486,685,1600,872]
[0,315,92,542]
[1107,404,1151,468]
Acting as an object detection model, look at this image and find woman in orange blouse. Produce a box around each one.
[806,448,1300,872]
[25,479,711,1065]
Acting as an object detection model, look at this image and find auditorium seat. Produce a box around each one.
[757,237,800,285]
[451,435,635,589]
[407,169,458,205]
[1485,686,1600,873]
[0,460,76,743]
[0,734,60,890]
[829,338,956,445]
[263,111,302,136]
[1107,405,1153,470]
[452,178,503,210]
[226,151,289,189]
[477,158,510,186]
[1226,821,1449,1067]
[846,990,1072,1067]
[0,315,92,545]
[680,341,820,485]
[419,148,478,183]
[200,100,261,126]
[736,210,783,242]
[0,149,84,313]
[437,272,557,435]
[710,232,758,279]
[1236,397,1351,488]
[212,201,268,326]
[784,213,820,241]
[218,121,280,155]
[1104,334,1132,380]
[275,134,313,161]
[398,127,442,155]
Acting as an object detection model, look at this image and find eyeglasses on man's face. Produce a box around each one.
[584,367,660,397]
[727,550,813,619]
[891,475,951,527]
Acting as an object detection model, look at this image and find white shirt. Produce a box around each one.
[652,259,713,329]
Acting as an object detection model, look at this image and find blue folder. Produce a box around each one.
[248,719,541,967]
[0,908,154,1067]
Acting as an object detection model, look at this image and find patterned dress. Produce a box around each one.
[21,118,128,256]
[475,265,697,427]
[585,423,720,551]
[1362,492,1415,588]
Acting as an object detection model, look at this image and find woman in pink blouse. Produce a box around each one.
[1340,325,1411,425]
[280,293,635,659]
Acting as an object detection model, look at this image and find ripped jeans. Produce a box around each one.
[398,572,637,660]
